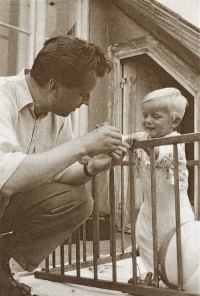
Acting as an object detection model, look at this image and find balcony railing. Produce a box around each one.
[35,133,200,296]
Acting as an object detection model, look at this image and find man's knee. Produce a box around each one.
[0,183,94,236]
[52,184,93,228]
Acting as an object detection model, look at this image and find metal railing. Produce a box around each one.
[35,133,200,296]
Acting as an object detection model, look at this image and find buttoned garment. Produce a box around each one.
[0,70,93,271]
[0,69,77,192]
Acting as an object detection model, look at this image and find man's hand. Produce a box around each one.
[87,147,128,175]
[108,146,127,166]
[86,154,112,175]
[80,125,130,157]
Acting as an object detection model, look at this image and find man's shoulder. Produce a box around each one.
[0,76,10,87]
[0,70,31,114]
[0,76,15,99]
[0,74,21,91]
[0,69,27,86]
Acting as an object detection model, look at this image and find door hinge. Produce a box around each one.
[120,78,127,89]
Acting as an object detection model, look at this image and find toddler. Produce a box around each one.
[124,88,194,280]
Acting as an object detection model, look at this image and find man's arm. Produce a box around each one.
[2,126,129,196]
[58,145,128,186]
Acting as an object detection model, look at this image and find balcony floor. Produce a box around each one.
[16,256,148,296]
[12,232,167,295]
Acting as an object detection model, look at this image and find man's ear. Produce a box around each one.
[49,79,59,94]
[172,117,181,128]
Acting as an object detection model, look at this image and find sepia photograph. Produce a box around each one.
[0,1,199,295]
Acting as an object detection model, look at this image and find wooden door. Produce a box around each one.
[122,55,195,223]
[121,56,162,226]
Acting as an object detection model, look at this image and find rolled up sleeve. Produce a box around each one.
[0,88,26,189]
[0,152,26,189]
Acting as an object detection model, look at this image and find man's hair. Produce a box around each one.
[30,35,113,88]
[142,87,188,120]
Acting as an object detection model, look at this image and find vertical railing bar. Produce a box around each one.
[76,228,81,277]
[52,251,56,268]
[109,166,117,282]
[82,222,87,262]
[198,141,200,221]
[92,176,99,280]
[150,147,159,286]
[60,244,65,275]
[194,140,200,221]
[121,165,125,254]
[109,181,113,257]
[45,256,49,273]
[96,176,100,258]
[173,144,183,291]
[68,235,72,265]
[129,149,137,284]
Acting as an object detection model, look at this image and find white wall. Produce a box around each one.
[156,0,200,28]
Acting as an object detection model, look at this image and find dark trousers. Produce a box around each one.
[0,182,93,272]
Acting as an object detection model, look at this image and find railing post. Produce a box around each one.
[92,175,99,280]
[52,250,56,268]
[60,243,65,275]
[76,228,81,277]
[45,256,49,273]
[68,236,72,265]
[128,148,137,284]
[173,144,183,291]
[109,166,117,282]
[82,222,87,262]
[121,165,125,254]
[197,141,200,220]
[150,147,159,287]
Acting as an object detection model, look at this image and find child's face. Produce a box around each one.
[141,100,175,138]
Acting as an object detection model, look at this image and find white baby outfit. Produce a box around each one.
[132,131,194,272]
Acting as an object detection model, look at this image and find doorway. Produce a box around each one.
[122,54,194,204]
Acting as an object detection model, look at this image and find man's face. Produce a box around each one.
[49,71,98,117]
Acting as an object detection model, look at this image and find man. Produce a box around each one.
[0,35,129,296]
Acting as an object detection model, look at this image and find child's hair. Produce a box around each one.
[142,87,188,120]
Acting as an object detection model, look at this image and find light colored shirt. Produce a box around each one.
[130,131,188,188]
[0,69,76,190]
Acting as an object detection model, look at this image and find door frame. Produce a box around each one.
[108,34,200,219]
[108,34,200,132]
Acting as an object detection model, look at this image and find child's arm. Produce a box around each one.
[125,134,159,160]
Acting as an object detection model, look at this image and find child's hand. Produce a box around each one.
[125,134,143,145]
[125,135,134,145]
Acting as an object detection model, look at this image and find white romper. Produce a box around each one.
[133,131,194,272]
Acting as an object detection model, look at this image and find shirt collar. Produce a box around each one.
[15,68,34,112]
[15,69,48,119]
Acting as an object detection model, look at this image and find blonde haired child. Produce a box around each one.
[125,88,195,287]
